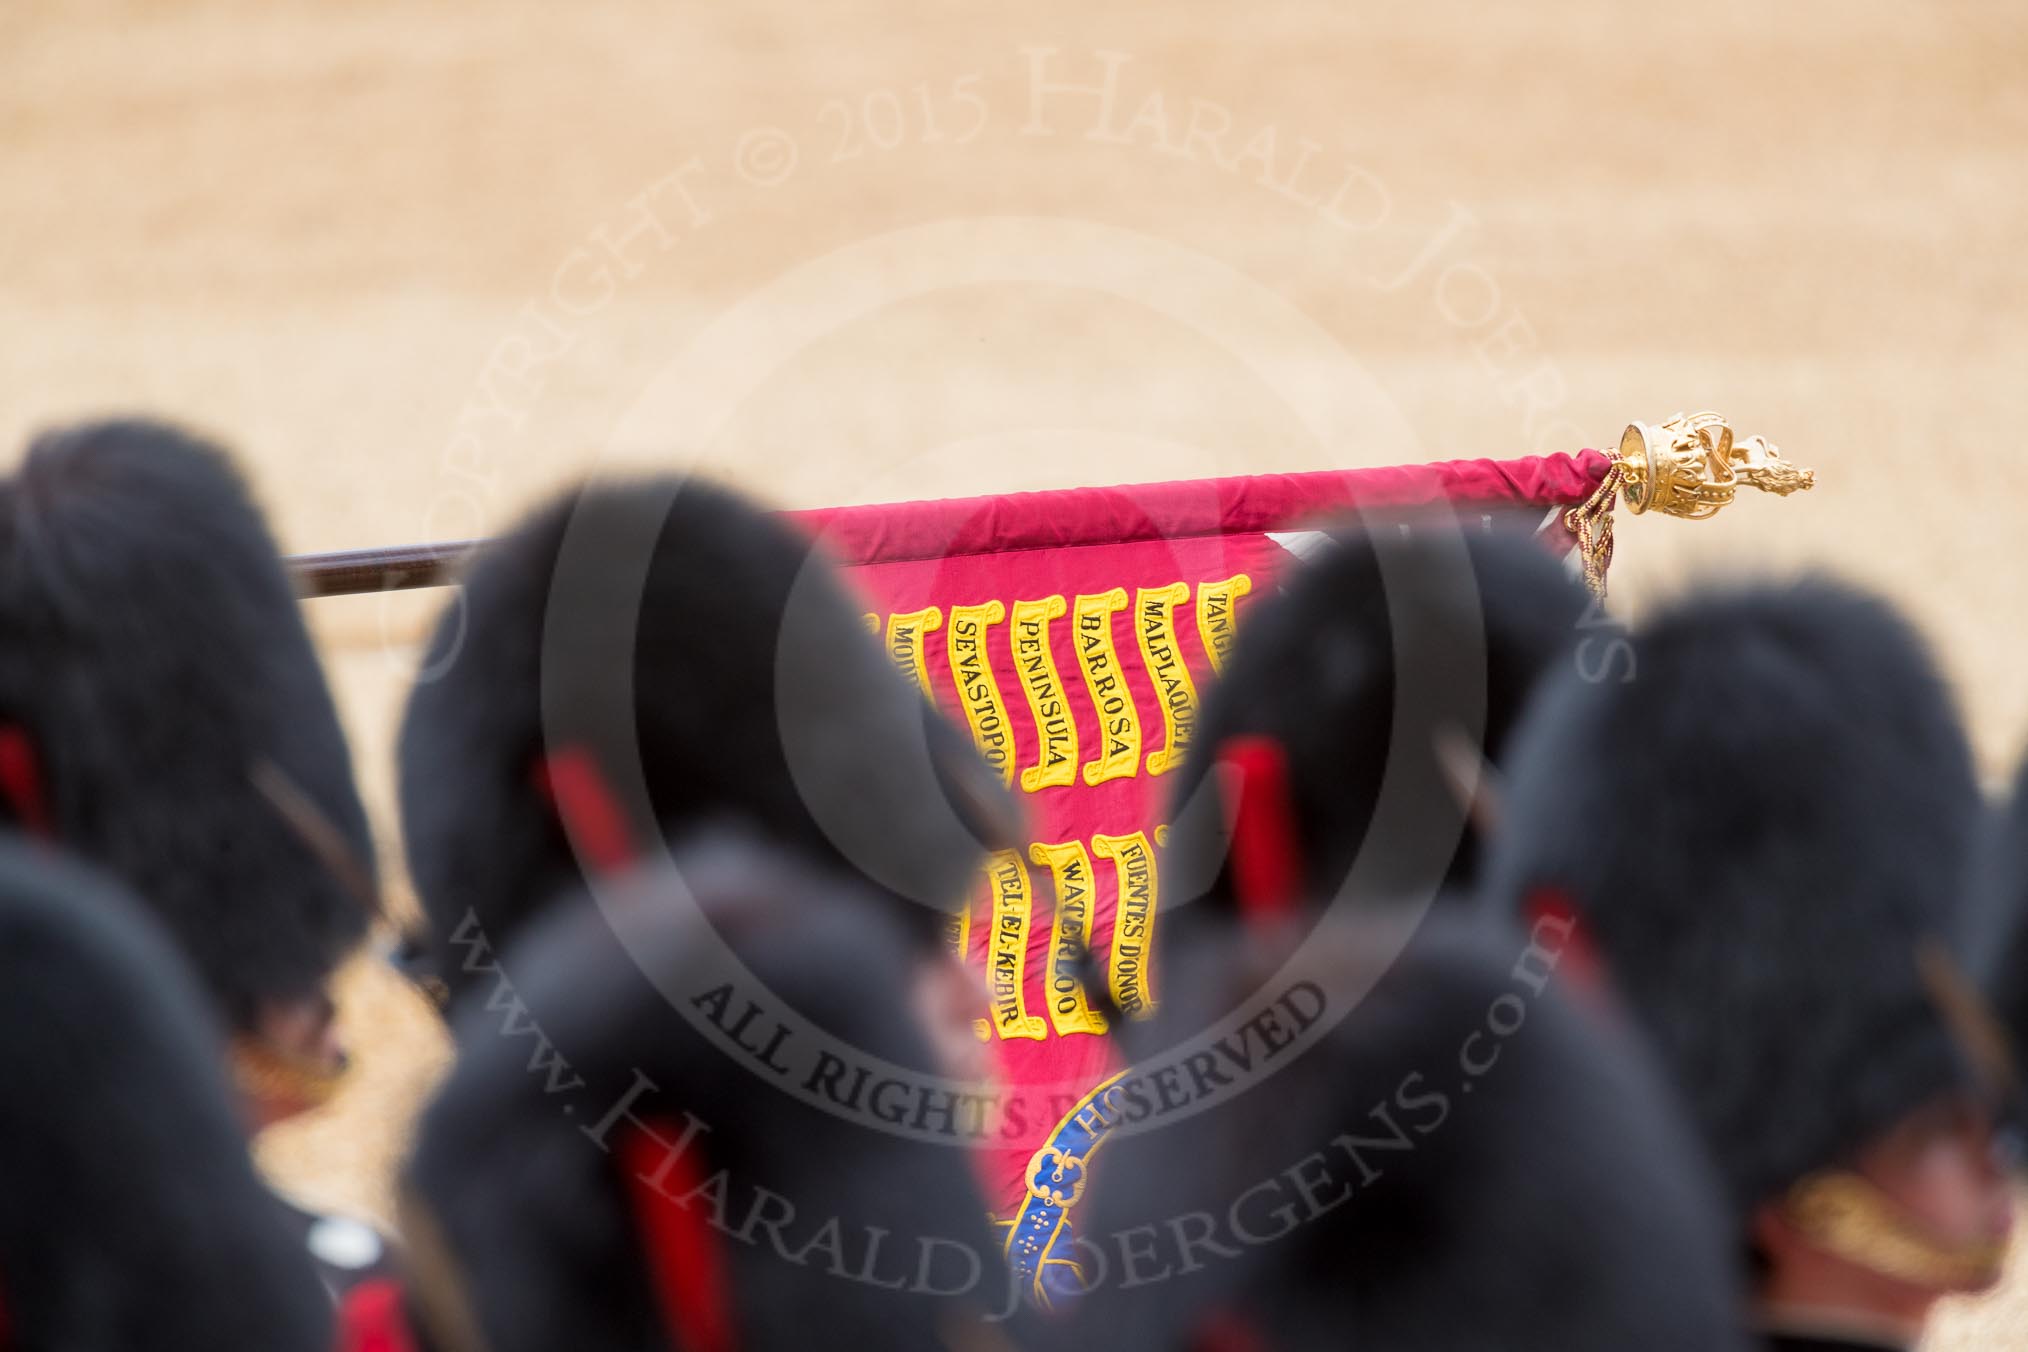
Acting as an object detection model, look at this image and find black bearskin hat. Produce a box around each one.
[1481,577,1984,1217]
[398,477,1012,1002]
[0,839,332,1349]
[1069,910,1747,1351]
[400,838,1020,1352]
[0,419,376,1029]
[1162,519,1588,922]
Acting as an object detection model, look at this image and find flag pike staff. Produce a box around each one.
[285,413,1815,601]
[289,539,482,599]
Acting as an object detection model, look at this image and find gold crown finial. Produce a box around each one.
[1565,411,1815,597]
[1615,411,1815,518]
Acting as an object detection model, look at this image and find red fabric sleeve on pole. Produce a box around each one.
[788,451,1607,566]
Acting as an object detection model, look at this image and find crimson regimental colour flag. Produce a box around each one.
[781,449,1612,1217]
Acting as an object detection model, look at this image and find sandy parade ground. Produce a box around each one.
[6,1,2028,1341]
